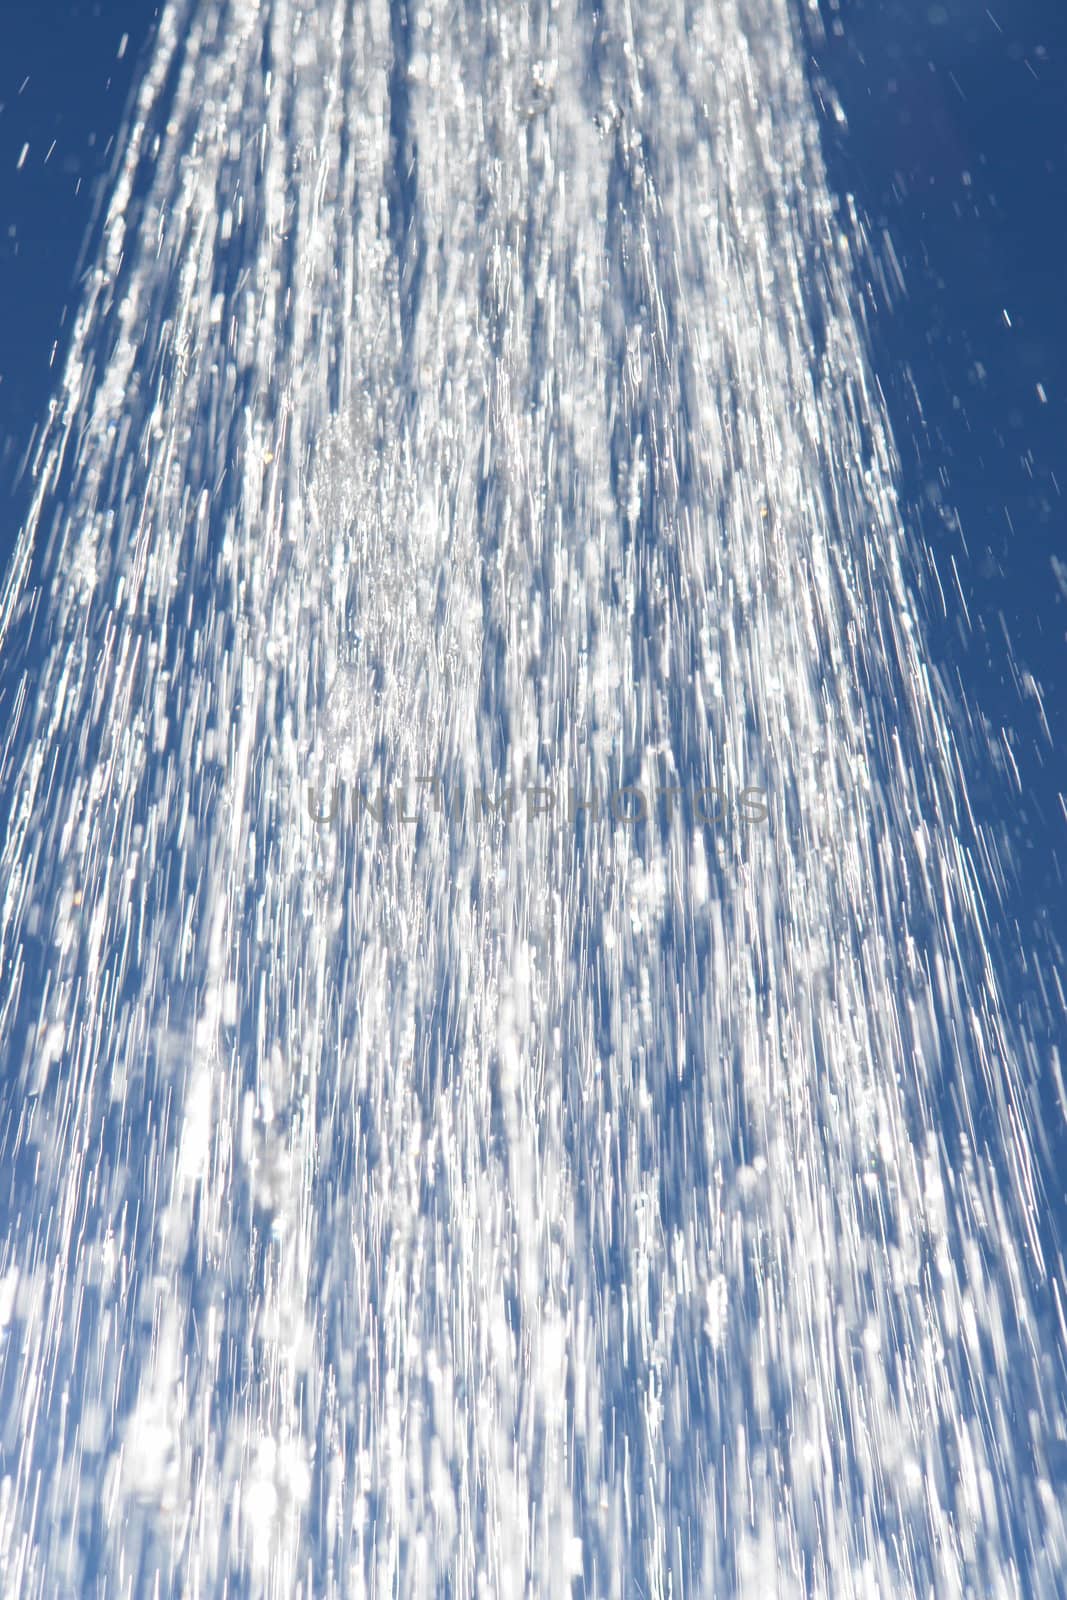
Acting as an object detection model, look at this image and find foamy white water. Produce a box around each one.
[0,0,1064,1595]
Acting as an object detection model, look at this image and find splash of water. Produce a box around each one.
[0,0,1064,1595]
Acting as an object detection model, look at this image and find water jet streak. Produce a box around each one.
[0,0,1063,1595]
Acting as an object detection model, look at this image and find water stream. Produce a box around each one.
[0,1,1063,1594]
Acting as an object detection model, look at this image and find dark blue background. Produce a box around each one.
[806,0,1067,1106]
[0,2,158,520]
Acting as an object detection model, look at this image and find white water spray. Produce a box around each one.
[0,1,1064,1595]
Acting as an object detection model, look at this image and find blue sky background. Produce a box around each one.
[1,0,1064,1137]
[807,0,1067,1104]
[0,2,156,510]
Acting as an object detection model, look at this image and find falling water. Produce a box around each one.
[0,0,1064,1595]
